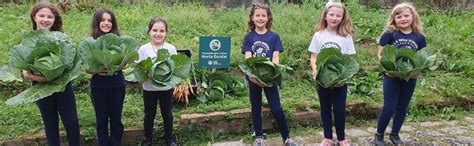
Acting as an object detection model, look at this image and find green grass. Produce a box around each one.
[0,2,473,141]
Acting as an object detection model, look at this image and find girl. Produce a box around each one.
[22,2,80,146]
[87,8,125,146]
[307,2,355,146]
[241,3,298,146]
[137,16,177,146]
[375,2,426,146]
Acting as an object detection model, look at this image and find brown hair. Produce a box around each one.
[147,16,169,33]
[314,2,353,37]
[91,8,120,39]
[384,2,423,34]
[30,2,63,32]
[246,3,273,32]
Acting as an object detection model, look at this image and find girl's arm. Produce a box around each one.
[272,51,280,64]
[310,53,318,79]
[378,45,396,77]
[22,70,47,82]
[377,45,384,61]
[244,51,263,87]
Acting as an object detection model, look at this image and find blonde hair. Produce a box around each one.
[314,2,353,37]
[384,2,423,34]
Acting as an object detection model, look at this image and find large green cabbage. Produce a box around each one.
[239,57,294,87]
[0,30,81,105]
[380,45,438,81]
[133,49,191,90]
[79,33,139,75]
[316,48,359,88]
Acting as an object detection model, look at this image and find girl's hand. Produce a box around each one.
[249,77,263,88]
[312,70,318,80]
[334,83,345,87]
[22,70,47,82]
[97,68,109,76]
[98,72,109,76]
[385,72,396,78]
[85,69,95,74]
[117,64,129,71]
[411,72,421,79]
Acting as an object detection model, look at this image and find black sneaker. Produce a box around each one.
[389,133,403,145]
[374,133,384,146]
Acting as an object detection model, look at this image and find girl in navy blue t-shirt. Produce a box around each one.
[87,8,126,146]
[375,2,426,145]
[241,3,297,146]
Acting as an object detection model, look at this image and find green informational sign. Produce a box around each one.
[198,36,231,68]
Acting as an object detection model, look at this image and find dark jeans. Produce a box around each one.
[91,87,126,146]
[35,83,80,146]
[248,80,290,140]
[143,89,174,143]
[376,75,417,135]
[317,84,347,141]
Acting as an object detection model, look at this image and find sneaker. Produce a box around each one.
[284,137,298,146]
[254,136,266,146]
[320,138,332,146]
[374,133,384,146]
[389,133,403,145]
[338,140,349,146]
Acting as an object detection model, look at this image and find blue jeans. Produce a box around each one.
[248,80,290,140]
[91,87,125,146]
[317,84,347,141]
[376,75,417,135]
[36,83,80,146]
[143,89,174,143]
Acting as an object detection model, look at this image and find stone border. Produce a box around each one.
[3,99,472,145]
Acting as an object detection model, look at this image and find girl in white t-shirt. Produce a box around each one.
[137,16,177,146]
[307,2,355,146]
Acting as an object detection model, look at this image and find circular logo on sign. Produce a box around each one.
[209,39,221,51]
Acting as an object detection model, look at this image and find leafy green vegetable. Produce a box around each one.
[133,49,191,90]
[380,45,438,81]
[316,48,359,88]
[0,30,81,105]
[206,80,226,102]
[239,57,294,87]
[79,33,139,75]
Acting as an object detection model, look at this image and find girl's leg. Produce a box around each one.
[36,96,60,146]
[317,85,333,139]
[143,90,159,143]
[376,75,401,135]
[57,83,80,146]
[391,79,416,134]
[91,87,110,146]
[158,89,174,140]
[263,84,289,140]
[331,85,347,141]
[109,87,125,146]
[248,79,264,137]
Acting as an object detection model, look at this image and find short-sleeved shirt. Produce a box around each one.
[307,29,356,55]
[241,31,284,60]
[137,42,177,91]
[379,30,426,51]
